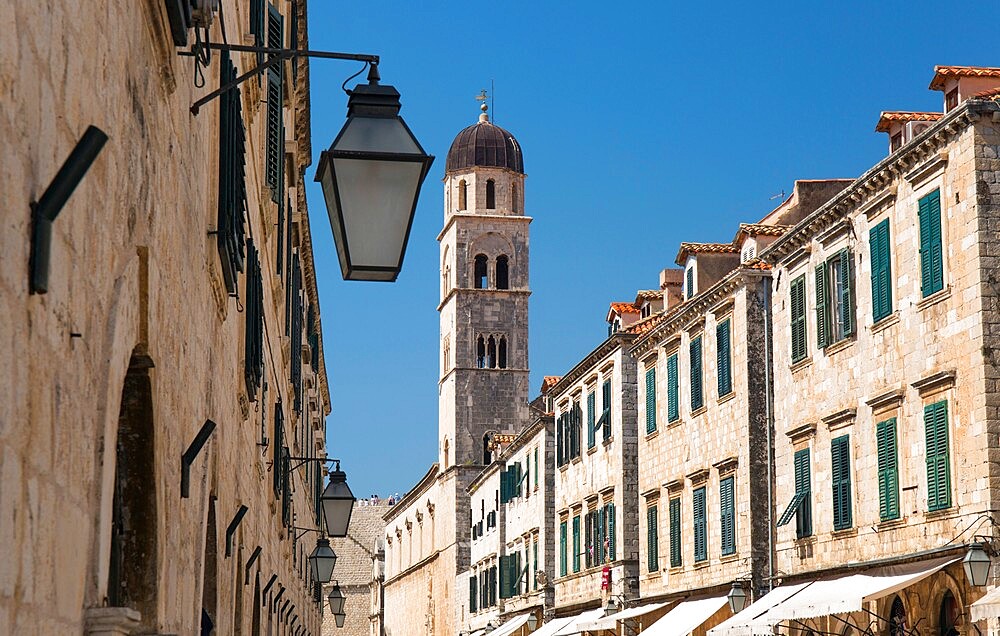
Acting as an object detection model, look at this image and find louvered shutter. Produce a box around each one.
[831,435,853,530]
[272,407,284,498]
[602,379,612,440]
[533,541,539,590]
[498,555,507,598]
[490,566,497,605]
[216,52,248,296]
[556,414,564,466]
[877,418,900,520]
[919,190,944,297]
[250,0,265,82]
[815,263,829,349]
[720,476,735,556]
[647,506,658,573]
[559,521,568,576]
[840,250,855,337]
[669,497,681,567]
[515,462,523,498]
[265,4,284,200]
[667,353,679,422]
[717,319,732,397]
[572,516,581,572]
[925,401,951,511]
[794,449,812,537]
[607,503,616,561]
[587,391,596,449]
[244,239,264,398]
[290,255,303,413]
[584,512,593,568]
[790,275,807,362]
[690,336,703,410]
[686,266,694,299]
[870,220,893,321]
[645,367,657,433]
[469,575,477,612]
[693,488,707,562]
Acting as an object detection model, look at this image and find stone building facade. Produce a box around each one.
[2,0,330,634]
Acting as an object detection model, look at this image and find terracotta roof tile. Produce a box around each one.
[930,66,1000,90]
[974,87,1000,99]
[634,290,661,303]
[609,302,640,315]
[675,242,739,265]
[733,223,794,243]
[874,111,942,132]
[624,311,665,336]
[541,376,562,393]
[742,258,771,271]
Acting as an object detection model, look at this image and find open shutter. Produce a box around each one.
[572,516,580,572]
[669,497,681,567]
[265,4,284,200]
[693,488,706,562]
[717,319,732,396]
[667,353,679,422]
[840,250,855,337]
[815,263,829,349]
[244,239,264,398]
[790,275,807,362]
[794,449,812,537]
[469,575,477,612]
[690,336,703,410]
[602,379,612,440]
[587,391,596,449]
[584,512,593,569]
[556,414,564,466]
[559,521,567,576]
[645,367,657,433]
[647,506,658,573]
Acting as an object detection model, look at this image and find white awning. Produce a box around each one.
[489,614,530,636]
[710,557,959,636]
[970,586,1000,622]
[576,601,672,632]
[553,609,608,635]
[528,617,573,636]
[642,595,729,636]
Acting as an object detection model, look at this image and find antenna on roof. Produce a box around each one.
[769,190,786,201]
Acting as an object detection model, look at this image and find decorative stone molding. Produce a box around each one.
[866,388,905,413]
[786,422,817,442]
[713,456,738,475]
[816,218,853,247]
[664,478,684,493]
[641,487,661,500]
[860,185,897,219]
[911,370,957,397]
[821,408,857,431]
[84,607,141,636]
[905,152,949,187]
[686,468,710,485]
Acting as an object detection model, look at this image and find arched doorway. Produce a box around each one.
[939,591,959,636]
[889,595,907,636]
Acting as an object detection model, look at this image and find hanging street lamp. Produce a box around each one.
[328,582,346,615]
[964,543,992,587]
[728,580,748,614]
[333,612,346,629]
[320,460,356,538]
[309,538,337,584]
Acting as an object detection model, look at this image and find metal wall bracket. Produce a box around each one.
[244,545,262,585]
[181,419,217,498]
[225,504,249,557]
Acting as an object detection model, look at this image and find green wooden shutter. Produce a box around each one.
[717,319,732,397]
[596,506,605,565]
[840,250,855,337]
[556,414,564,467]
[559,521,567,576]
[690,335,703,410]
[686,266,695,299]
[265,4,284,201]
[534,447,538,485]
[669,496,681,567]
[925,400,951,511]
[584,512,593,569]
[607,503,616,561]
[877,418,900,520]
[470,575,477,612]
[646,367,657,433]
[693,487,707,562]
[602,379,612,440]
[499,468,508,504]
[490,566,497,605]
[870,220,893,321]
[815,263,829,349]
[919,190,944,297]
[533,540,539,590]
[831,435,853,530]
[587,391,596,449]
[498,554,508,599]
[720,476,735,556]
[790,275,807,362]
[667,353,679,422]
[647,506,659,573]
[794,449,812,537]
[572,515,581,572]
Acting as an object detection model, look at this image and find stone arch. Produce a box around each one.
[458,179,468,211]
[107,350,159,628]
[473,254,488,289]
[468,232,515,289]
[927,570,966,636]
[442,245,452,296]
[486,179,496,209]
[495,255,509,290]
[511,182,519,213]
[201,495,219,634]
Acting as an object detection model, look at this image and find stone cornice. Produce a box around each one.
[500,415,552,458]
[383,464,439,523]
[436,213,533,242]
[437,287,532,311]
[549,333,635,397]
[912,369,957,396]
[761,101,998,266]
[383,550,440,586]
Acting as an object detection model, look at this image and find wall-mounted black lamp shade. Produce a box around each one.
[30,125,108,294]
[527,613,538,630]
[334,612,346,629]
[328,583,346,615]
[309,538,337,583]
[604,597,617,617]
[321,465,356,537]
[965,543,992,587]
[315,69,434,282]
[728,581,748,613]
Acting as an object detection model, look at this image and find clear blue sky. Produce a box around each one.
[304,1,1000,498]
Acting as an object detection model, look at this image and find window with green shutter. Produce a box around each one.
[816,250,855,348]
[646,367,657,433]
[606,502,616,561]
[815,263,829,349]
[686,266,695,299]
[533,540,539,590]
[587,390,596,449]
[647,505,659,573]
[831,435,853,530]
[925,400,951,511]
[669,496,681,568]
[870,219,893,321]
[470,575,477,612]
[559,521,567,576]
[876,417,900,521]
[584,511,593,569]
[265,4,284,201]
[720,476,735,556]
[572,515,581,573]
[667,353,679,422]
[693,487,707,562]
[534,446,538,486]
[717,319,732,397]
[790,275,807,362]
[690,335,704,411]
[596,506,605,565]
[601,379,612,441]
[918,190,944,297]
[794,448,813,538]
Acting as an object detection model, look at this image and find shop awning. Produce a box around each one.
[575,601,672,632]
[710,557,959,636]
[642,595,729,636]
[970,586,1000,622]
[553,609,608,635]
[528,617,573,636]
[489,614,530,636]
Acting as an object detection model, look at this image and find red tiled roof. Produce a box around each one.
[609,302,640,315]
[874,111,942,132]
[930,66,1000,90]
[732,223,793,244]
[541,376,562,393]
[624,311,665,336]
[742,259,772,271]
[634,290,661,303]
[675,242,739,265]
[974,87,1000,99]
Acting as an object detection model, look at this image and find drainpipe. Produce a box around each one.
[763,277,776,598]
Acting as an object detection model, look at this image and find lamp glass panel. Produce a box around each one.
[728,583,748,613]
[334,612,346,628]
[330,157,424,268]
[334,117,420,154]
[964,547,992,586]
[310,543,337,584]
[328,586,346,614]
[321,481,355,538]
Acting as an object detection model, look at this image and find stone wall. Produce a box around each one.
[322,501,390,636]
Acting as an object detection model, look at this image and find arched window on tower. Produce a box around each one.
[483,434,493,464]
[487,336,497,368]
[486,179,496,209]
[474,254,488,289]
[511,183,519,213]
[443,264,451,297]
[458,179,467,211]
[496,256,509,290]
[498,337,508,369]
[476,336,486,368]
[443,336,451,374]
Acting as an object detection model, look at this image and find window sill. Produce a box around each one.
[790,357,812,374]
[871,312,899,334]
[917,287,951,311]
[587,446,598,456]
[571,457,582,466]
[690,405,708,418]
[924,506,956,521]
[831,526,858,539]
[719,552,739,563]
[666,418,683,429]
[691,560,710,570]
[877,516,906,530]
[602,436,614,447]
[645,430,659,441]
[717,392,736,405]
[822,336,855,357]
[558,464,568,473]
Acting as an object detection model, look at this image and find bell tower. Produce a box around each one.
[438,104,530,468]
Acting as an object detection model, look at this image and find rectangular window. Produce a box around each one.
[645,367,657,433]
[469,575,477,612]
[533,539,539,590]
[243,239,264,398]
[717,319,732,397]
[919,189,944,297]
[693,487,707,562]
[601,379,612,441]
[690,335,704,411]
[570,402,581,460]
[559,520,567,577]
[216,52,248,296]
[686,266,695,299]
[606,502,616,561]
[876,417,900,521]
[587,390,596,449]
[572,515,581,573]
[596,506,605,565]
[925,400,951,511]
[667,352,679,422]
[831,435,853,530]
[870,219,893,322]
[646,505,659,573]
[584,511,593,569]
[794,448,813,538]
[790,275,807,362]
[534,446,538,486]
[265,4,284,201]
[816,250,855,348]
[669,496,681,568]
[556,413,564,467]
[720,476,735,556]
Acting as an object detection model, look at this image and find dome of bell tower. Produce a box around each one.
[445,105,524,174]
